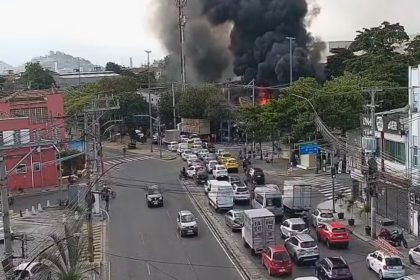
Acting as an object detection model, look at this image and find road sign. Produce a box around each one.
[299,143,318,155]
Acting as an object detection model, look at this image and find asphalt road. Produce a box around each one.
[104,150,242,280]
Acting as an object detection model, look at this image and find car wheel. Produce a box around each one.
[268,266,273,276]
[312,219,316,228]
[243,238,250,248]
[366,260,371,270]
[315,268,319,277]
[293,254,299,265]
[195,230,198,236]
[179,229,184,237]
[326,240,331,249]
[410,254,415,264]
[147,202,151,208]
[379,270,384,280]
[281,232,286,239]
[261,258,265,267]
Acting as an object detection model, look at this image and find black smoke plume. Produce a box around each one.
[152,0,323,85]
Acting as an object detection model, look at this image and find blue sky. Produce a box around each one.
[0,0,419,67]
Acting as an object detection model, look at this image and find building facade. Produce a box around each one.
[0,89,65,190]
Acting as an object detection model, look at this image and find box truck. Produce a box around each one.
[242,208,275,255]
[282,180,312,215]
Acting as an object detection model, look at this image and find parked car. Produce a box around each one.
[194,171,208,185]
[232,183,250,204]
[206,160,218,173]
[216,149,225,157]
[167,141,178,152]
[177,210,198,237]
[246,167,265,185]
[145,185,163,207]
[409,245,420,265]
[197,149,209,159]
[212,164,228,179]
[186,154,199,166]
[218,153,233,164]
[311,208,334,227]
[186,165,203,178]
[191,144,202,155]
[224,209,244,231]
[14,262,51,280]
[280,218,309,239]
[284,234,319,265]
[262,245,293,276]
[224,158,239,173]
[181,149,193,160]
[316,221,349,249]
[366,250,405,279]
[315,257,353,280]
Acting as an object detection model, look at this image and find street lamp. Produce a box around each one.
[285,37,295,85]
[145,50,153,152]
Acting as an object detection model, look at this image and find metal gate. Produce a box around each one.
[376,183,409,230]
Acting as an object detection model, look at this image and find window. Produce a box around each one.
[16,164,27,174]
[414,135,418,145]
[414,147,419,167]
[255,194,264,206]
[11,107,48,124]
[33,162,41,172]
[377,255,383,262]
[384,140,405,163]
[13,130,21,145]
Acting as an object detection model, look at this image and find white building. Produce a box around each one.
[137,91,160,107]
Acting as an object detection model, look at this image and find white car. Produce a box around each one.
[409,245,420,265]
[206,160,218,173]
[177,210,198,237]
[280,218,309,239]
[216,149,225,157]
[366,250,405,279]
[203,153,217,163]
[186,165,203,178]
[177,143,188,155]
[232,183,250,203]
[167,141,178,152]
[193,138,202,145]
[181,149,193,161]
[191,144,202,155]
[197,149,209,159]
[311,208,334,227]
[14,262,51,279]
[186,154,199,166]
[212,164,228,178]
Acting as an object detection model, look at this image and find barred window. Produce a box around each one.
[11,107,48,124]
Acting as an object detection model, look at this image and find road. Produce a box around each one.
[104,149,242,280]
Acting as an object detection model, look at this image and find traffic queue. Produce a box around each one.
[169,135,417,279]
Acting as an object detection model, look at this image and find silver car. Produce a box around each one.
[177,210,198,237]
[280,218,309,239]
[284,234,319,265]
[224,210,244,231]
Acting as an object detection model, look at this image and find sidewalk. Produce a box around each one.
[102,141,177,160]
[317,199,419,264]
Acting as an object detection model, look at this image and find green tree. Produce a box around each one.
[407,35,420,63]
[22,62,55,89]
[39,221,93,280]
[158,89,181,128]
[105,62,123,74]
[349,21,409,55]
[325,49,355,80]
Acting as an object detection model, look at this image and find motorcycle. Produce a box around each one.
[179,170,188,180]
[378,228,408,248]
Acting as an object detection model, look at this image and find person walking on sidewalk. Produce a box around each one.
[103,186,111,212]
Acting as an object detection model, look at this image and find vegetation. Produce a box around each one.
[22,62,55,89]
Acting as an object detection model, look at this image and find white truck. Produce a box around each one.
[242,208,275,255]
[282,180,312,215]
[164,129,180,143]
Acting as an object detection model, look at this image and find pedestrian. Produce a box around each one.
[122,146,127,157]
[103,186,111,212]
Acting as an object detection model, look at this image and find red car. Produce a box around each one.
[261,245,292,276]
[316,221,349,248]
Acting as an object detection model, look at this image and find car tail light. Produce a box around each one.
[383,265,388,270]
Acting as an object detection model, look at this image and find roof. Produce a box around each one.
[15,262,40,271]
[179,210,193,216]
[376,105,409,116]
[269,245,287,252]
[285,218,305,224]
[325,257,348,268]
[1,89,59,102]
[294,233,315,242]
[327,221,345,228]
[244,208,274,218]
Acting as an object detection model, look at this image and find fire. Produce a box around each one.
[258,87,271,105]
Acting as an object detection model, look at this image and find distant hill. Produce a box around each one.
[2,51,103,74]
[0,61,14,73]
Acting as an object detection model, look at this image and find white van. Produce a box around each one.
[206,180,234,211]
[177,143,188,155]
[251,184,283,222]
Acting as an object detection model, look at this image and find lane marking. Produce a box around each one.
[181,180,247,280]
[140,233,145,245]
[147,263,151,275]
[166,210,171,219]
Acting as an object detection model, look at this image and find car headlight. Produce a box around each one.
[147,197,152,201]
[158,197,163,200]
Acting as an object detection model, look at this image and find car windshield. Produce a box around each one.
[181,214,195,222]
[320,213,334,218]
[273,252,290,261]
[332,228,346,233]
[14,270,30,279]
[198,173,208,179]
[236,187,248,193]
[148,187,160,195]
[266,197,282,207]
[300,241,316,248]
[291,224,306,231]
[385,258,402,266]
[230,176,240,182]
[332,267,350,275]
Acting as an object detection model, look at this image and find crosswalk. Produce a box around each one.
[103,155,150,167]
[287,176,352,201]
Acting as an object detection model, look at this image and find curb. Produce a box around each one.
[12,187,67,198]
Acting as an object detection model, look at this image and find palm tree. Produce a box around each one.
[39,220,94,280]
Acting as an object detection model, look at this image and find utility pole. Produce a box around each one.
[172,83,176,129]
[145,50,153,152]
[252,79,255,154]
[363,88,382,239]
[1,152,13,280]
[331,152,336,213]
[175,0,187,92]
[286,37,295,85]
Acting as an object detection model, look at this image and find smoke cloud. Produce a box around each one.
[152,0,324,85]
